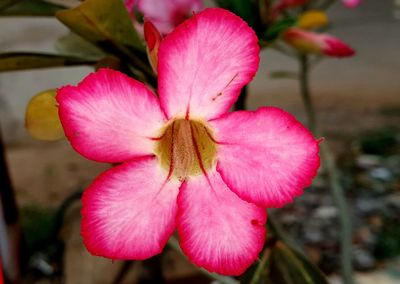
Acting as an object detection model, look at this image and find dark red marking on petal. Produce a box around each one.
[251,219,260,226]
[189,122,208,178]
[211,73,239,101]
[148,133,166,141]
[204,127,227,145]
[166,121,176,180]
[185,105,190,120]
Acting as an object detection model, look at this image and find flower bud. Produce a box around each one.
[283,28,355,57]
[144,20,162,74]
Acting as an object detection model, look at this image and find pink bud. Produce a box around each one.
[283,28,355,57]
[144,20,162,73]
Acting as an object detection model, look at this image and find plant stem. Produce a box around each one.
[248,245,271,284]
[0,125,21,283]
[299,55,317,132]
[298,54,354,284]
[112,261,134,284]
[167,237,239,284]
[138,255,165,284]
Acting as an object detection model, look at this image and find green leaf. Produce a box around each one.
[266,241,329,284]
[215,0,259,28]
[0,0,65,16]
[55,0,144,52]
[0,52,96,72]
[264,17,297,41]
[55,32,105,60]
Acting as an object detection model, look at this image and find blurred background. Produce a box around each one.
[0,0,399,283]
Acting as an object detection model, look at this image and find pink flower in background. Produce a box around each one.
[283,27,355,57]
[126,0,203,34]
[342,0,361,8]
[57,8,320,275]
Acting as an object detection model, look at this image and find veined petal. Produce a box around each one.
[210,107,320,208]
[158,8,259,120]
[57,68,166,163]
[177,170,267,275]
[81,157,179,260]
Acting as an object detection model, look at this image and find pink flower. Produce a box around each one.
[342,0,361,8]
[283,27,355,57]
[126,0,203,34]
[57,8,320,275]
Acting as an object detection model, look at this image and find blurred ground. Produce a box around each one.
[0,0,400,283]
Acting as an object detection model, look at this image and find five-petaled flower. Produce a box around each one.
[57,8,320,275]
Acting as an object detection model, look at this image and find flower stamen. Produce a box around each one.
[155,119,217,181]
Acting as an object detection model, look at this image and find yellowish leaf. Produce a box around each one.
[25,90,64,141]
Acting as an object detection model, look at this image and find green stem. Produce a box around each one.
[0,124,21,283]
[248,245,271,284]
[167,237,239,284]
[299,55,317,132]
[298,54,354,284]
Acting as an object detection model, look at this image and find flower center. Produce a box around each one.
[155,119,217,181]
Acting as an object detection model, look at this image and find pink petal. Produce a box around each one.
[57,68,166,163]
[323,35,356,57]
[177,170,267,275]
[125,0,136,12]
[81,157,180,260]
[137,0,203,34]
[158,8,260,120]
[210,107,320,208]
[342,0,361,8]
